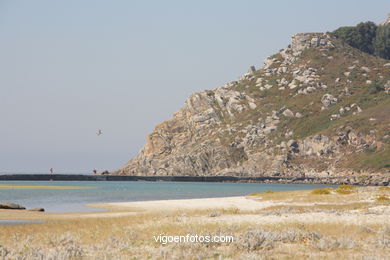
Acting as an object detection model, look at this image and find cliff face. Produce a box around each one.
[117,32,390,177]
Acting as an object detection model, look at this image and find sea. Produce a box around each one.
[0,181,333,213]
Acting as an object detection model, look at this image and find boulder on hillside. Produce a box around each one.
[287,139,299,153]
[384,80,390,94]
[295,112,303,118]
[283,109,295,117]
[321,94,338,109]
[248,66,256,74]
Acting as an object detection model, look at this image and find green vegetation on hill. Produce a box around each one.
[374,25,390,59]
[332,22,390,59]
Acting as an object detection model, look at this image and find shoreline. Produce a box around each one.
[0,196,271,221]
[1,184,388,221]
[0,173,389,186]
[0,195,277,221]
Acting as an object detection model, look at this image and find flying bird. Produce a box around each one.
[96,129,103,136]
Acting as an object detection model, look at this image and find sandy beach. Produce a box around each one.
[90,196,274,212]
[0,196,276,220]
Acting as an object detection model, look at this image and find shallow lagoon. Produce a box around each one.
[0,181,333,213]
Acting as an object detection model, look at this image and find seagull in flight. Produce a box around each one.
[96,129,103,136]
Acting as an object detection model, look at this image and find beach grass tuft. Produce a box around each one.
[336,185,356,194]
[379,186,390,191]
[311,188,332,195]
[248,190,274,197]
[376,195,390,202]
[247,192,263,196]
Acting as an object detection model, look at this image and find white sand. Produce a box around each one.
[88,196,390,225]
[91,196,273,213]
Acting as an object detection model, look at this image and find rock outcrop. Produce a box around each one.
[379,13,390,26]
[115,31,390,180]
[321,94,338,109]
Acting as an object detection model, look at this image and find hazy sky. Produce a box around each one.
[1,0,389,173]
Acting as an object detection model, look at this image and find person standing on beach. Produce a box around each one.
[50,168,53,174]
[93,169,97,175]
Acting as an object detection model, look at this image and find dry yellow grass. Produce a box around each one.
[247,190,274,196]
[311,187,332,195]
[250,188,365,204]
[261,201,371,213]
[336,184,357,194]
[0,186,389,259]
[1,208,388,260]
[379,186,390,191]
[376,195,390,202]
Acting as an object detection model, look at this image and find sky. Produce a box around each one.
[0,0,389,173]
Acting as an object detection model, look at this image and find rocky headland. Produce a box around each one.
[113,24,390,185]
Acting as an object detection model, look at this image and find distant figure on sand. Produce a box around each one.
[96,129,103,136]
[93,169,97,175]
[50,168,53,174]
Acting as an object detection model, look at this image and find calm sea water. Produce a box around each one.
[0,181,332,213]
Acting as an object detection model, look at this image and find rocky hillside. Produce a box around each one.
[115,30,390,178]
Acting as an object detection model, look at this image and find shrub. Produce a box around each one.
[374,24,390,59]
[311,188,331,195]
[236,228,321,251]
[313,237,340,251]
[208,211,221,217]
[336,185,356,194]
[222,207,240,214]
[0,245,9,258]
[248,190,273,196]
[338,184,354,190]
[376,195,390,202]
[332,22,377,54]
[236,228,276,251]
[379,186,390,191]
[369,82,385,94]
[332,21,390,60]
[336,189,355,195]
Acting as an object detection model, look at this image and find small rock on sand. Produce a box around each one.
[28,208,45,212]
[0,202,26,210]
